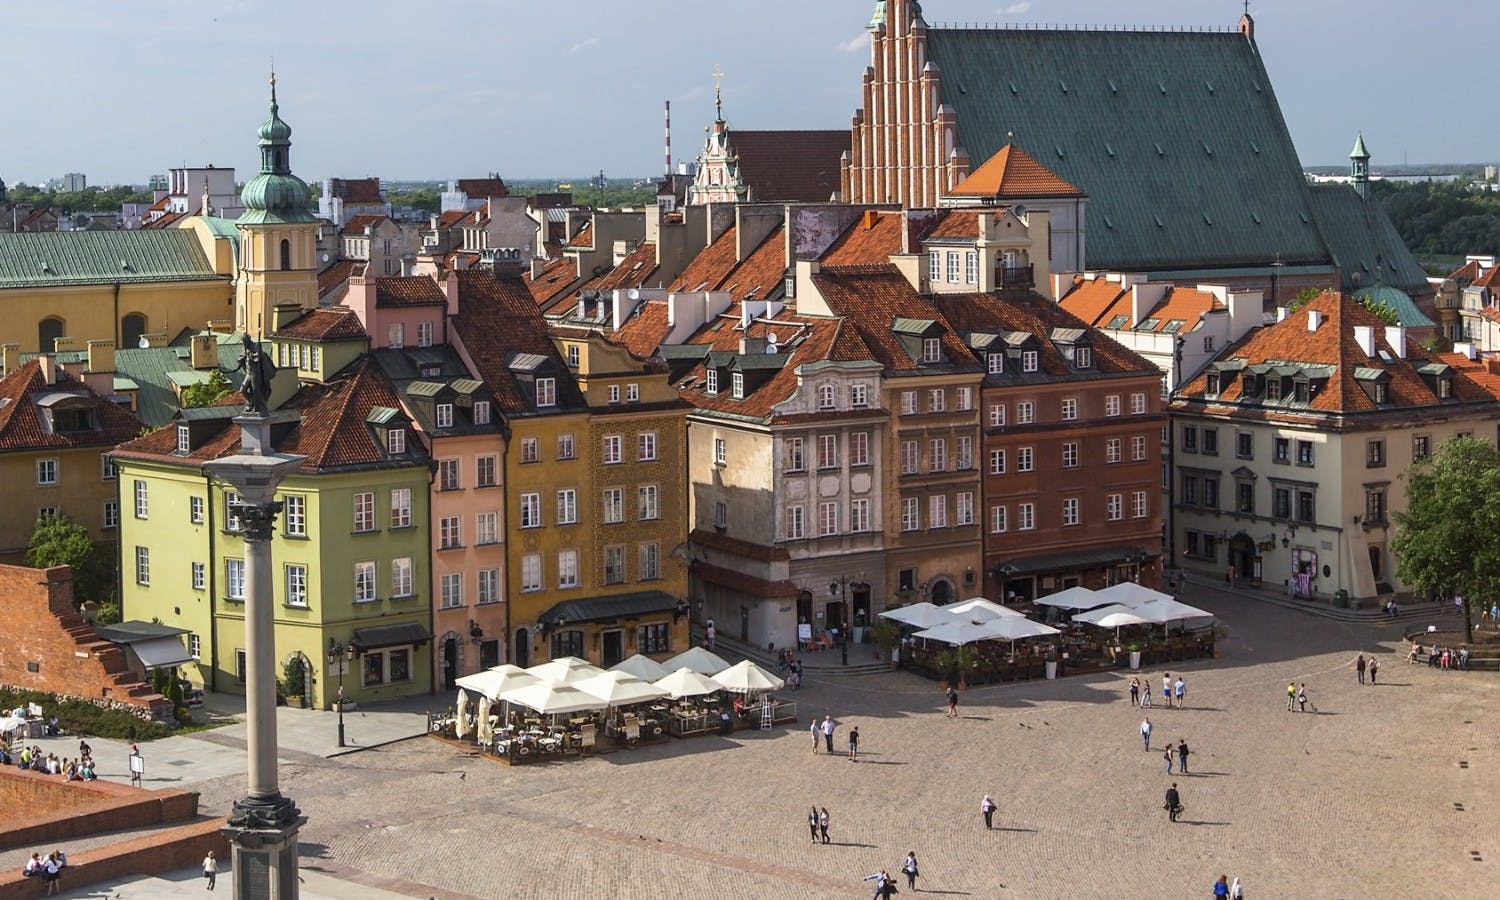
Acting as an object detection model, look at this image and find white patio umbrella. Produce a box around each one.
[664,646,730,676]
[475,694,493,745]
[499,681,608,716]
[456,668,539,700]
[911,618,1009,646]
[879,602,955,629]
[0,714,25,734]
[1034,586,1107,611]
[946,598,1024,620]
[610,653,671,682]
[572,671,670,706]
[1131,598,1213,622]
[526,657,606,684]
[1073,604,1154,628]
[486,663,532,677]
[978,616,1061,641]
[653,666,722,699]
[454,688,471,739]
[1097,582,1175,609]
[712,659,786,694]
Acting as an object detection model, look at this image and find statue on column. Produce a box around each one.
[233,335,277,415]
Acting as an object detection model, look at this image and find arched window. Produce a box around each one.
[121,314,147,349]
[279,239,291,271]
[38,317,65,353]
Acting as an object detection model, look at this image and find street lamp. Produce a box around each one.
[327,638,358,748]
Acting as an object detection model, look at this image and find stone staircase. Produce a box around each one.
[51,609,172,716]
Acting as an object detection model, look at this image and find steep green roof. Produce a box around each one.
[1307,183,1432,299]
[112,341,247,427]
[1353,285,1434,328]
[925,27,1329,272]
[0,230,223,289]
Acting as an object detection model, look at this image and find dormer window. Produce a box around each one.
[436,403,453,429]
[176,425,191,454]
[732,372,745,399]
[1074,347,1093,369]
[818,384,836,410]
[474,401,491,425]
[1373,383,1388,403]
[566,344,580,367]
[1266,378,1283,401]
[417,321,434,348]
[988,353,1004,374]
[783,273,796,299]
[705,369,719,394]
[1022,350,1039,373]
[1206,373,1221,396]
[1440,377,1453,399]
[388,428,406,454]
[536,377,557,407]
[1294,380,1310,403]
[922,338,942,363]
[851,383,869,408]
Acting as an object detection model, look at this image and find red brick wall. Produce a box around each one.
[0,563,170,718]
[0,817,228,898]
[0,768,198,851]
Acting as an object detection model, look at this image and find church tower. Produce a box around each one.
[686,70,749,206]
[1350,133,1371,201]
[235,72,318,338]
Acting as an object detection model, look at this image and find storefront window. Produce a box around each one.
[638,623,670,654]
[551,630,585,659]
[389,649,410,683]
[362,652,384,687]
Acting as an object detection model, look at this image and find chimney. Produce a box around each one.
[1384,326,1407,358]
[863,209,879,231]
[38,354,58,385]
[1352,325,1376,358]
[190,333,218,370]
[1307,310,1323,331]
[530,257,546,280]
[208,319,234,334]
[740,336,768,355]
[52,335,80,355]
[1454,341,1479,361]
[140,333,169,349]
[86,339,116,374]
[271,303,304,333]
[1276,307,1289,322]
[0,343,19,377]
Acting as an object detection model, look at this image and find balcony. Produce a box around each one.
[1000,265,1034,289]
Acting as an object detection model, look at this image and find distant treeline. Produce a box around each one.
[1374,179,1500,265]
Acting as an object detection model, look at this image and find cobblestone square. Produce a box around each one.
[166,582,1499,899]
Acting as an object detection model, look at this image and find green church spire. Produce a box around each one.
[239,69,315,225]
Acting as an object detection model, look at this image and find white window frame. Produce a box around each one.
[991,505,1007,533]
[519,493,541,529]
[901,497,920,532]
[851,431,869,466]
[929,494,949,529]
[1063,497,1080,526]
[602,435,622,465]
[638,431,657,461]
[284,493,306,536]
[387,428,406,454]
[477,454,498,487]
[850,498,870,533]
[1062,441,1079,468]
[536,377,557,407]
[473,401,491,425]
[435,403,454,429]
[353,491,375,533]
[190,495,205,525]
[1017,401,1034,424]
[390,488,411,528]
[602,487,623,524]
[638,484,659,520]
[286,564,308,607]
[226,558,245,600]
[1022,350,1039,372]
[1132,490,1148,518]
[134,479,149,519]
[1105,394,1121,417]
[990,449,1007,474]
[1018,503,1035,531]
[354,561,376,603]
[135,546,151,585]
[392,557,413,598]
[1131,392,1147,415]
[440,572,464,609]
[477,511,498,545]
[714,437,727,466]
[1106,439,1121,464]
[558,549,579,589]
[557,489,578,525]
[1061,398,1078,421]
[956,491,974,526]
[521,554,542,592]
[785,505,804,540]
[191,561,206,590]
[819,501,839,537]
[1018,446,1034,472]
[439,515,462,549]
[965,250,978,283]
[639,542,660,580]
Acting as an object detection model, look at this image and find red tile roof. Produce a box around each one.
[375,276,446,308]
[272,308,368,342]
[327,178,383,204]
[612,301,672,358]
[0,359,144,452]
[456,177,509,199]
[669,225,740,292]
[1176,291,1493,417]
[820,212,903,267]
[141,210,185,230]
[809,266,977,371]
[946,144,1085,199]
[1058,276,1129,326]
[717,226,786,303]
[317,260,359,300]
[450,270,585,416]
[565,223,594,250]
[339,213,388,236]
[435,209,475,229]
[676,311,843,420]
[727,130,850,203]
[933,292,1160,378]
[923,209,983,241]
[524,257,580,309]
[589,242,658,293]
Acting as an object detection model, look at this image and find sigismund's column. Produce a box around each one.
[205,409,305,899]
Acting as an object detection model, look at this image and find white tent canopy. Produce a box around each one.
[456,668,539,701]
[1130,597,1214,623]
[1034,586,1107,611]
[946,598,1024,620]
[0,714,25,735]
[526,657,606,684]
[664,646,730,676]
[499,681,608,716]
[712,659,786,694]
[1097,582,1175,609]
[1072,604,1154,629]
[610,654,672,682]
[912,619,1009,646]
[572,671,670,706]
[879,602,956,629]
[454,688,472,739]
[653,667,722,699]
[978,616,1061,641]
[486,664,533,677]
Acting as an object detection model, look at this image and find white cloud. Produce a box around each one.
[569,36,600,54]
[837,33,867,53]
[998,2,1032,14]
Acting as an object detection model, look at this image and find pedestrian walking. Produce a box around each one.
[1140,680,1152,708]
[1296,683,1308,713]
[822,714,836,753]
[807,806,820,843]
[1226,565,1236,589]
[1164,782,1182,822]
[819,807,830,844]
[1213,874,1230,898]
[1162,673,1172,706]
[811,719,820,754]
[203,850,218,891]
[1230,876,1244,899]
[1129,677,1140,706]
[1140,716,1152,751]
[863,870,888,900]
[78,739,91,762]
[848,726,860,762]
[1174,676,1185,709]
[1286,681,1296,712]
[981,794,997,829]
[1177,738,1190,774]
[902,852,920,890]
[42,854,60,897]
[1355,653,1366,684]
[1163,745,1174,774]
[1369,657,1379,685]
[946,685,959,718]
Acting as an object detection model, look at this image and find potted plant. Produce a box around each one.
[871,621,903,667]
[282,658,307,709]
[955,644,976,689]
[934,649,958,688]
[1127,643,1143,670]
[1044,649,1059,680]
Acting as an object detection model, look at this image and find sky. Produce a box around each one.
[4,1,1491,186]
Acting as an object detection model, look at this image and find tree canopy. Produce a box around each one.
[1390,435,1500,641]
[26,513,112,606]
[181,369,233,408]
[1374,179,1500,263]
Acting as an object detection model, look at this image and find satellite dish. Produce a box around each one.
[321,253,330,263]
[137,336,150,349]
[627,288,640,301]
[766,331,779,347]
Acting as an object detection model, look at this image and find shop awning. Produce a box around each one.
[1001,545,1155,578]
[131,635,195,669]
[352,622,432,650]
[536,590,680,627]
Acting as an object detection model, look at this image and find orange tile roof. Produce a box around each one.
[1176,291,1493,417]
[456,177,508,199]
[946,144,1085,199]
[933,292,1159,378]
[810,265,977,371]
[1057,276,1128,326]
[450,270,585,416]
[435,209,474,229]
[717,226,786,303]
[590,242,658,293]
[820,212,903,266]
[272,308,367,342]
[1447,259,1481,284]
[923,209,983,241]
[524,256,580,308]
[317,260,359,300]
[612,300,672,358]
[375,276,446,307]
[1140,288,1225,333]
[0,359,144,452]
[1439,350,1500,400]
[1475,265,1500,290]
[339,213,388,236]
[676,312,843,420]
[565,223,593,250]
[669,225,741,292]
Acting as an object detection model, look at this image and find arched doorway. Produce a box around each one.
[1229,533,1257,581]
[513,627,531,668]
[38,317,65,353]
[121,313,147,349]
[929,578,954,605]
[440,633,460,690]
